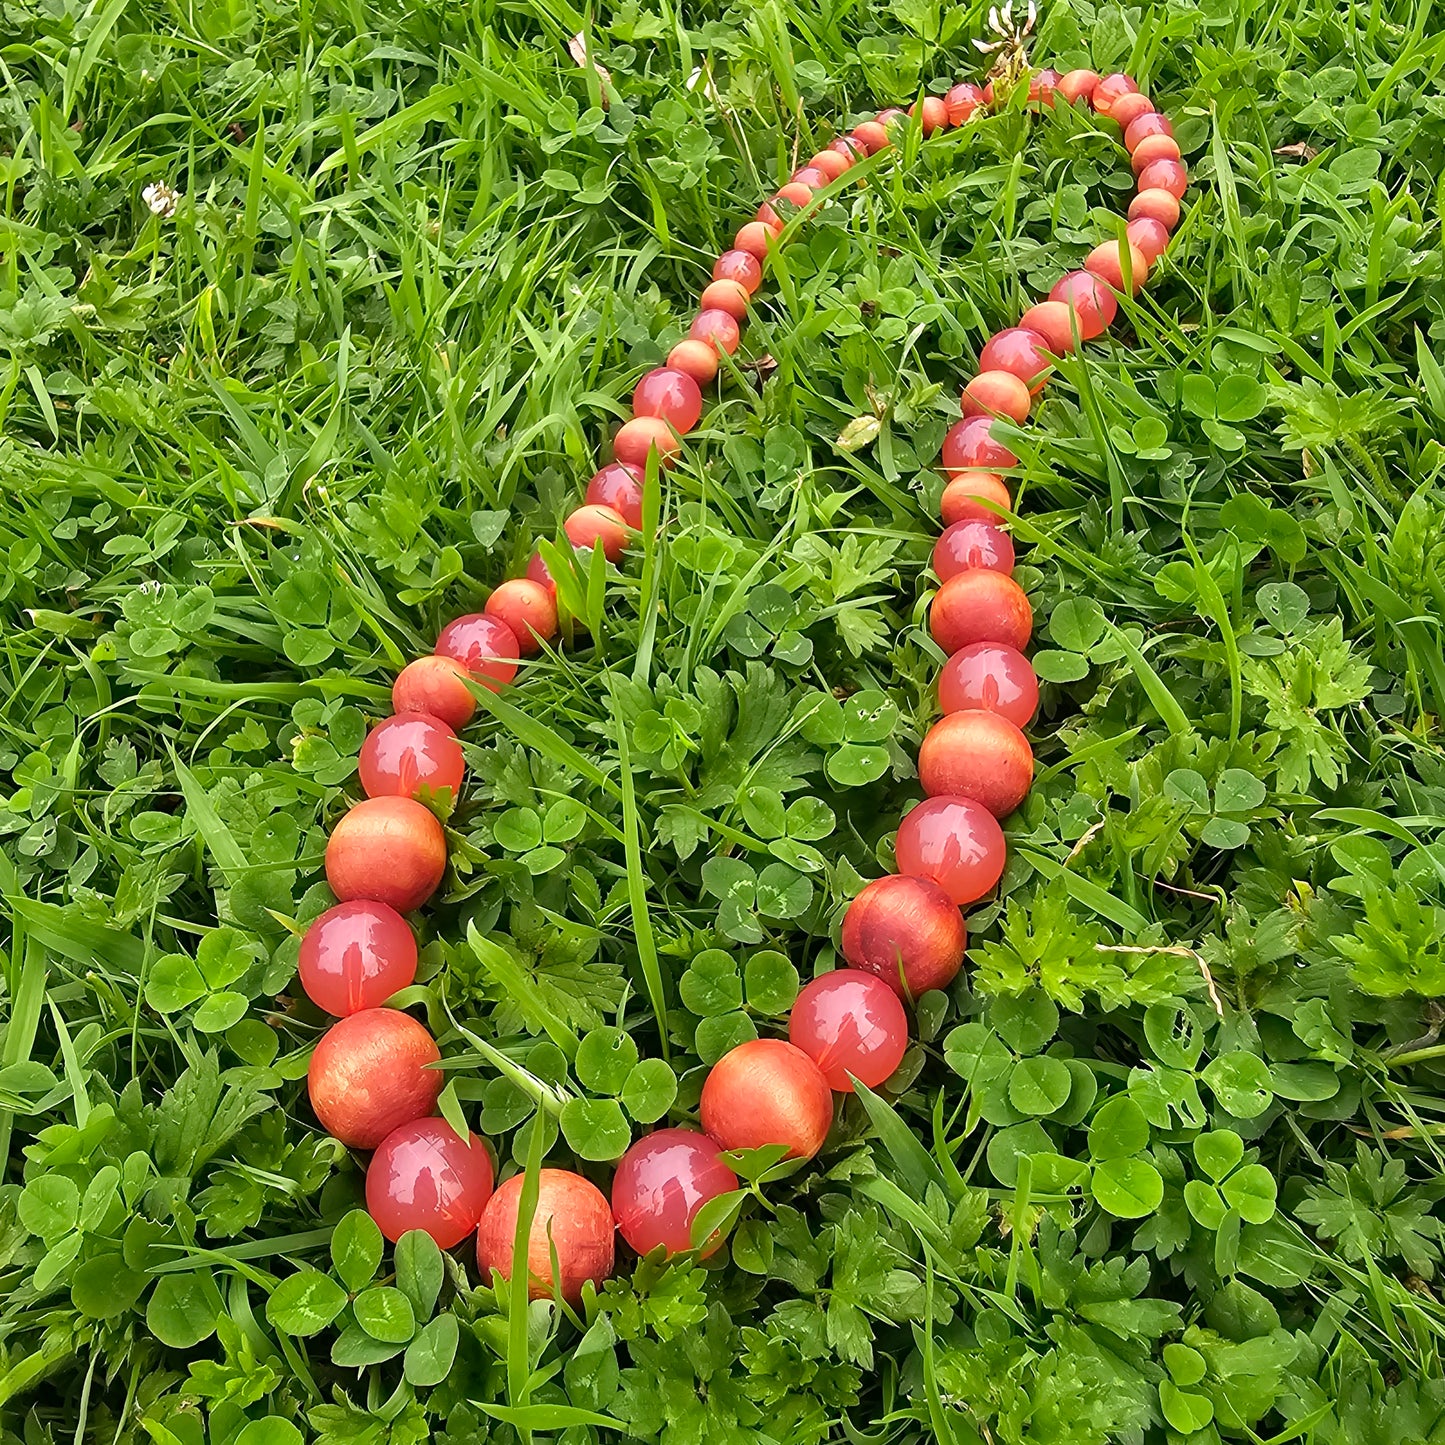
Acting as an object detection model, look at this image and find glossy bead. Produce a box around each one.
[789,970,909,1092]
[632,367,703,432]
[982,81,996,105]
[564,504,630,561]
[841,875,966,997]
[941,473,1012,526]
[1108,92,1156,130]
[930,569,1033,653]
[615,415,682,468]
[1130,188,1181,229]
[1124,111,1173,151]
[1131,133,1181,174]
[435,613,521,688]
[918,710,1034,817]
[938,642,1039,728]
[790,166,829,189]
[896,795,1006,906]
[759,183,813,227]
[851,120,889,154]
[829,136,866,160]
[611,1128,739,1257]
[668,338,721,384]
[933,520,1015,580]
[753,208,785,236]
[1127,217,1171,265]
[713,249,763,293]
[807,149,852,180]
[699,279,749,320]
[1048,270,1118,338]
[485,579,557,655]
[476,1169,615,1304]
[393,655,476,731]
[525,551,557,595]
[308,1008,443,1149]
[979,327,1054,392]
[1030,68,1062,105]
[962,371,1031,423]
[1091,72,1139,115]
[585,462,645,529]
[299,899,418,1016]
[942,415,1019,473]
[945,81,985,125]
[1085,239,1150,295]
[1017,301,1080,355]
[326,798,448,914]
[914,95,949,134]
[734,222,777,261]
[367,1118,494,1247]
[1057,69,1100,104]
[690,308,741,355]
[700,1039,833,1160]
[1137,157,1188,198]
[876,106,906,126]
[359,714,465,800]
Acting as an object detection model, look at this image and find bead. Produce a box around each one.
[933,519,1015,580]
[525,551,557,595]
[895,794,1007,906]
[1030,68,1062,105]
[982,81,995,105]
[918,710,1034,817]
[712,249,763,293]
[690,308,741,355]
[1017,301,1080,355]
[1124,111,1173,151]
[939,642,1039,728]
[914,95,949,134]
[435,613,520,688]
[1127,217,1171,265]
[841,875,966,997]
[759,182,814,229]
[944,81,985,126]
[611,1128,739,1257]
[585,461,645,528]
[790,166,829,188]
[851,120,889,154]
[1129,188,1181,229]
[485,578,558,655]
[614,415,682,468]
[979,327,1054,391]
[734,221,777,260]
[1085,239,1150,295]
[829,136,866,160]
[807,149,852,180]
[963,371,1031,423]
[564,504,630,561]
[299,899,418,1017]
[1091,72,1139,115]
[1108,92,1156,130]
[393,655,476,731]
[930,569,1033,653]
[367,1118,494,1247]
[752,206,785,235]
[326,798,448,914]
[699,278,750,320]
[1048,270,1118,338]
[476,1169,614,1304]
[789,970,909,1092]
[1137,157,1188,198]
[359,713,465,800]
[308,1008,443,1149]
[668,338,721,384]
[632,367,703,432]
[1131,133,1181,174]
[1056,69,1100,104]
[942,414,1019,473]
[700,1039,833,1159]
[941,473,1012,525]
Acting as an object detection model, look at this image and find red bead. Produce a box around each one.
[914,95,949,134]
[1137,157,1188,198]
[944,82,985,126]
[788,970,909,1092]
[615,415,683,468]
[938,642,1039,728]
[1131,133,1181,175]
[485,578,557,655]
[476,1169,615,1304]
[841,875,966,997]
[808,149,852,180]
[962,371,1031,423]
[366,1118,494,1247]
[667,338,720,384]
[435,613,520,688]
[299,899,418,1017]
[699,278,750,320]
[851,120,889,154]
[1017,301,1079,355]
[525,551,557,595]
[1130,188,1181,229]
[918,710,1034,817]
[1127,217,1171,265]
[734,222,777,260]
[790,166,829,189]
[611,1128,739,1257]
[359,713,464,800]
[942,415,1018,474]
[1086,239,1150,295]
[326,798,448,914]
[933,520,1015,581]
[308,1008,443,1149]
[1057,69,1100,104]
[1030,68,1062,105]
[1047,270,1118,338]
[393,655,476,731]
[1109,92,1156,130]
[895,795,1006,906]
[564,504,630,560]
[690,308,741,355]
[931,569,1033,653]
[632,367,703,433]
[700,1039,833,1160]
[712,249,763,293]
[585,461,645,529]
[1091,72,1139,115]
[1124,111,1173,151]
[979,327,1054,392]
[941,473,1012,525]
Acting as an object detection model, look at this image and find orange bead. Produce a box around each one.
[851,120,889,154]
[690,308,741,355]
[1056,69,1100,104]
[914,95,949,134]
[808,149,852,180]
[1109,92,1155,130]
[1131,133,1181,174]
[775,181,815,209]
[1017,301,1079,355]
[614,415,682,468]
[564,504,630,561]
[1129,188,1181,229]
[1126,217,1170,264]
[734,222,777,260]
[944,82,985,125]
[962,371,1031,423]
[699,278,749,319]
[930,570,1033,654]
[393,655,476,731]
[712,249,762,293]
[1091,73,1139,115]
[668,338,720,384]
[1085,239,1150,294]
[1049,269,1119,336]
[1123,112,1173,151]
[1029,69,1062,105]
[941,473,1012,525]
[918,710,1034,818]
[484,579,557,655]
[1137,157,1188,198]
[752,204,786,233]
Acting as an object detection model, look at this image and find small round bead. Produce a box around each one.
[699,278,749,320]
[1108,92,1156,130]
[476,1169,614,1305]
[851,120,889,154]
[933,520,1015,581]
[1030,68,1062,105]
[1129,188,1181,229]
[700,1039,833,1160]
[308,1009,443,1149]
[914,95,949,134]
[979,327,1054,392]
[1048,271,1119,338]
[829,136,866,159]
[366,1118,494,1247]
[1127,217,1171,265]
[944,81,985,125]
[1085,239,1150,295]
[752,206,785,235]
[938,642,1039,728]
[615,415,682,467]
[807,149,852,180]
[789,970,909,1092]
[963,371,1031,423]
[1056,69,1100,104]
[941,473,1012,526]
[1091,73,1139,115]
[690,308,741,355]
[841,875,966,998]
[564,504,630,561]
[393,655,476,730]
[435,614,520,689]
[942,414,1019,474]
[585,461,645,529]
[632,367,703,432]
[525,551,557,595]
[895,794,1007,906]
[325,798,448,915]
[485,578,557,654]
[299,899,418,1017]
[712,249,763,293]
[1131,133,1182,174]
[930,569,1033,653]
[790,166,829,189]
[982,81,996,105]
[668,338,721,384]
[1017,301,1080,355]
[734,222,777,260]
[1124,111,1173,151]
[359,713,465,800]
[1137,157,1188,198]
[611,1128,739,1258]
[918,710,1034,818]
[760,182,814,228]
[875,107,906,128]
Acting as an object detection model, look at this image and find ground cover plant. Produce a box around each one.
[3,0,1445,1440]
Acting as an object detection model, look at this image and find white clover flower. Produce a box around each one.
[142,182,180,219]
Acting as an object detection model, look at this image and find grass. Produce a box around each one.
[4,0,1445,1440]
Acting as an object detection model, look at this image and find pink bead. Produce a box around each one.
[941,415,1019,473]
[944,82,985,125]
[1137,157,1188,198]
[1091,72,1139,116]
[611,1128,739,1258]
[690,308,741,355]
[1047,271,1118,338]
[790,166,829,188]
[525,551,556,595]
[807,149,853,180]
[789,970,909,1092]
[1123,111,1173,152]
[359,713,465,800]
[712,249,763,293]
[933,519,1015,580]
[979,327,1054,392]
[1127,217,1171,264]
[435,613,520,688]
[895,795,1007,906]
[1085,239,1150,295]
[851,121,889,154]
[366,1118,494,1247]
[938,642,1039,728]
[733,222,776,261]
[632,367,703,433]
[298,899,418,1016]
[585,462,645,528]
[1030,68,1062,105]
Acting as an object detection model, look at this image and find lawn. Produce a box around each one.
[3,0,1445,1440]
